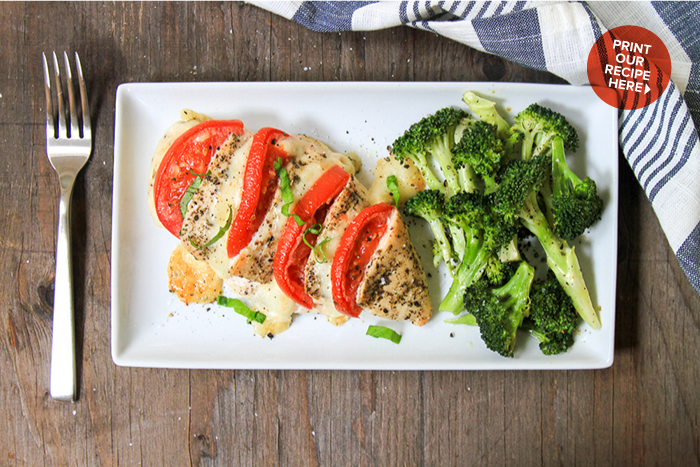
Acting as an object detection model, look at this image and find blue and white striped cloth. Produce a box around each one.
[251,1,700,295]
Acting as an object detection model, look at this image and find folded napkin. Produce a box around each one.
[251,1,700,295]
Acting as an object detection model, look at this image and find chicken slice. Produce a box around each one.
[304,174,370,324]
[179,130,254,279]
[355,207,432,326]
[228,135,361,284]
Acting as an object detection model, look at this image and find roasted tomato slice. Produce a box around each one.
[153,119,245,237]
[227,127,289,258]
[331,203,394,317]
[274,165,351,308]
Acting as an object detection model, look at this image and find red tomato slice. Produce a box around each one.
[153,119,245,237]
[274,165,351,308]
[331,203,394,317]
[227,127,289,258]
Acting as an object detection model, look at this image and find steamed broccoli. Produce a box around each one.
[484,255,520,286]
[463,260,535,357]
[523,271,579,355]
[493,156,601,330]
[462,91,512,139]
[439,191,519,314]
[512,103,579,161]
[404,190,455,274]
[549,137,603,239]
[452,120,505,191]
[398,94,603,357]
[392,107,470,196]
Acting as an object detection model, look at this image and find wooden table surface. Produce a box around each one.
[2,2,699,466]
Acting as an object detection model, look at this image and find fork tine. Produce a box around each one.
[63,52,79,139]
[74,52,90,139]
[52,51,67,138]
[42,52,55,139]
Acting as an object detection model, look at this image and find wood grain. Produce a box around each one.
[1,2,699,466]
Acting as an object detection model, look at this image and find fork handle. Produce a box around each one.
[50,182,77,402]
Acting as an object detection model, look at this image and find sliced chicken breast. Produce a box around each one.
[304,174,370,323]
[355,207,432,326]
[228,135,361,284]
[179,130,254,278]
[152,116,433,336]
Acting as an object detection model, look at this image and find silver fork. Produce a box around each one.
[42,51,92,402]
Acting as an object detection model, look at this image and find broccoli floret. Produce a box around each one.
[392,107,470,196]
[451,118,481,192]
[484,255,519,286]
[493,156,601,330]
[438,191,518,314]
[524,271,579,355]
[512,103,579,161]
[404,190,455,274]
[452,121,505,191]
[549,137,603,240]
[463,260,535,357]
[492,156,550,222]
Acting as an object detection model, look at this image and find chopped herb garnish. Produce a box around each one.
[190,206,232,249]
[180,169,211,217]
[386,174,400,206]
[216,295,267,324]
[445,314,477,326]
[302,223,331,263]
[366,325,402,344]
[273,156,304,226]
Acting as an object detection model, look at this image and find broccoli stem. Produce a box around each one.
[521,131,535,161]
[447,224,467,264]
[427,217,455,276]
[551,136,579,194]
[445,313,477,326]
[462,91,511,139]
[439,230,491,314]
[498,237,521,262]
[416,162,448,194]
[494,261,534,330]
[518,191,602,329]
[432,133,462,195]
[457,164,479,193]
[539,175,555,226]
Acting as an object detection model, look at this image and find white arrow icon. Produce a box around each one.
[645,84,651,94]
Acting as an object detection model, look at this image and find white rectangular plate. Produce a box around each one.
[112,82,618,370]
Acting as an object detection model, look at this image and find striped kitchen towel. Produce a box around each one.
[251,1,700,295]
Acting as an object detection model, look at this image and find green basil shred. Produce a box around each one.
[216,295,266,324]
[273,157,304,226]
[386,174,400,206]
[274,157,330,263]
[190,206,233,249]
[180,169,211,217]
[303,223,331,264]
[366,325,402,344]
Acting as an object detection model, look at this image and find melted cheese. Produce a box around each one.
[167,243,223,304]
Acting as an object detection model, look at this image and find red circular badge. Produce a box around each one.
[587,25,672,110]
